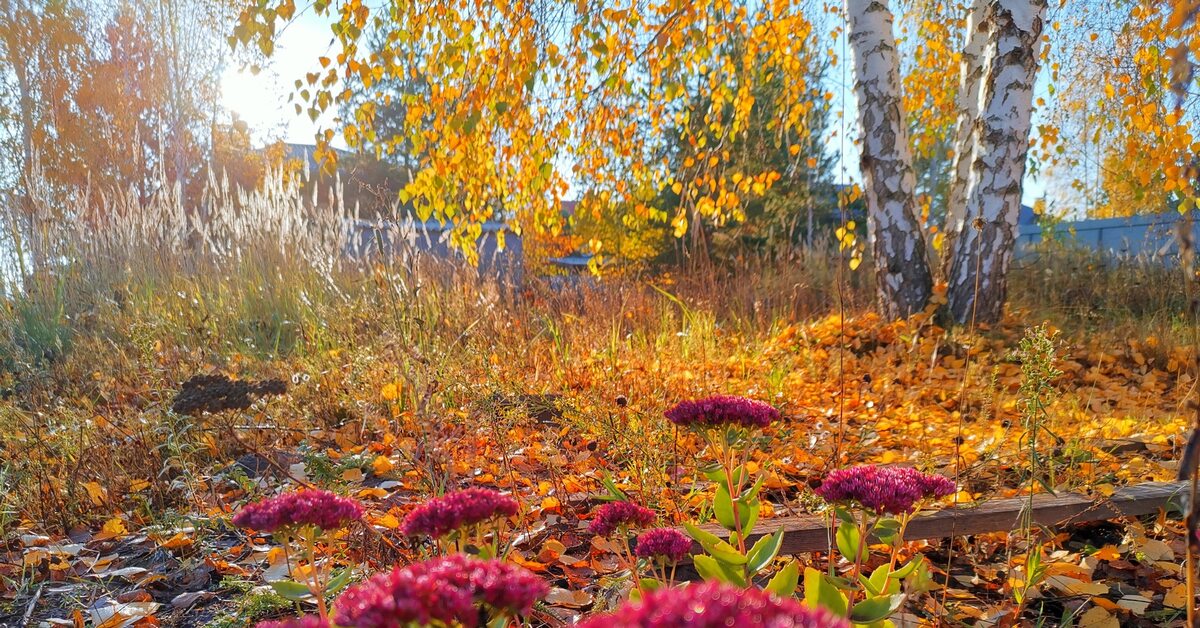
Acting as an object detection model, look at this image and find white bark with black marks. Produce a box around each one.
[846,0,933,318]
[946,0,1047,324]
[943,0,992,269]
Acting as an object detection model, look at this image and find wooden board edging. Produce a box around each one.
[689,481,1187,556]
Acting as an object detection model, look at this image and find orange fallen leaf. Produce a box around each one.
[157,532,193,550]
[95,517,128,540]
[84,481,108,506]
[373,513,400,529]
[1092,545,1120,561]
[358,487,388,499]
[372,455,395,475]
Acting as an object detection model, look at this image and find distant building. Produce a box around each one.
[282,143,351,173]
[347,218,523,284]
[1018,204,1037,226]
[1016,209,1198,260]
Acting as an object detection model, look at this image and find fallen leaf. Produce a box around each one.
[1116,594,1151,615]
[1092,545,1120,561]
[171,591,215,609]
[1077,605,1119,628]
[1138,539,1174,562]
[84,481,108,506]
[373,513,400,529]
[95,518,128,540]
[358,487,388,499]
[157,532,193,550]
[1046,575,1109,596]
[92,567,148,580]
[90,600,160,628]
[545,587,593,609]
[371,455,395,475]
[1164,583,1189,609]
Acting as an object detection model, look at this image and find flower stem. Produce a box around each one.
[722,443,747,555]
[305,527,328,620]
[619,530,643,593]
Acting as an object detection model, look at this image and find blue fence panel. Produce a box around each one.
[1016,211,1199,261]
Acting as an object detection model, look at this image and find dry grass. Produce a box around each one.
[0,171,1189,535]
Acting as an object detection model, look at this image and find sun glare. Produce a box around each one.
[218,15,338,146]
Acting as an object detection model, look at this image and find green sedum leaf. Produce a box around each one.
[746,529,784,575]
[683,522,747,565]
[693,555,747,586]
[327,566,354,594]
[764,559,800,597]
[715,483,759,534]
[269,579,313,601]
[836,521,866,563]
[804,567,848,617]
[849,594,905,623]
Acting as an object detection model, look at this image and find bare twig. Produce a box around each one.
[22,584,43,626]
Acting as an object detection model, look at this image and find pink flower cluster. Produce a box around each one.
[255,617,329,628]
[815,465,956,515]
[232,490,364,533]
[333,554,548,627]
[589,501,656,536]
[400,488,519,538]
[665,395,779,429]
[576,581,847,628]
[634,528,692,563]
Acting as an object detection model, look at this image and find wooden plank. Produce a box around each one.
[691,481,1186,556]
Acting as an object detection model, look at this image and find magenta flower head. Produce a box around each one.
[401,488,520,538]
[576,581,848,628]
[333,554,547,628]
[634,528,692,563]
[815,465,956,515]
[232,489,364,533]
[589,501,656,536]
[665,395,779,429]
[255,617,329,628]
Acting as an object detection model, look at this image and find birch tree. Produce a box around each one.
[942,0,991,264]
[845,0,934,318]
[847,0,1046,322]
[945,0,1047,323]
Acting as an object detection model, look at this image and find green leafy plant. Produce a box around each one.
[669,396,801,596]
[231,490,364,622]
[806,465,955,625]
[1006,325,1062,618]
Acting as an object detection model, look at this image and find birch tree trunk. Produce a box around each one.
[942,0,992,266]
[846,0,933,318]
[946,0,1047,324]
[1,0,45,273]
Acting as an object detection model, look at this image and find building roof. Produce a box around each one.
[351,218,514,233]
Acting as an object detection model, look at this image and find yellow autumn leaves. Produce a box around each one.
[232,0,826,260]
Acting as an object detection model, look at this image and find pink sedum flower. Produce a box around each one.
[232,490,364,533]
[576,581,848,628]
[815,465,955,515]
[255,617,329,628]
[589,501,656,536]
[333,554,547,628]
[665,395,779,429]
[401,488,520,538]
[634,528,692,563]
